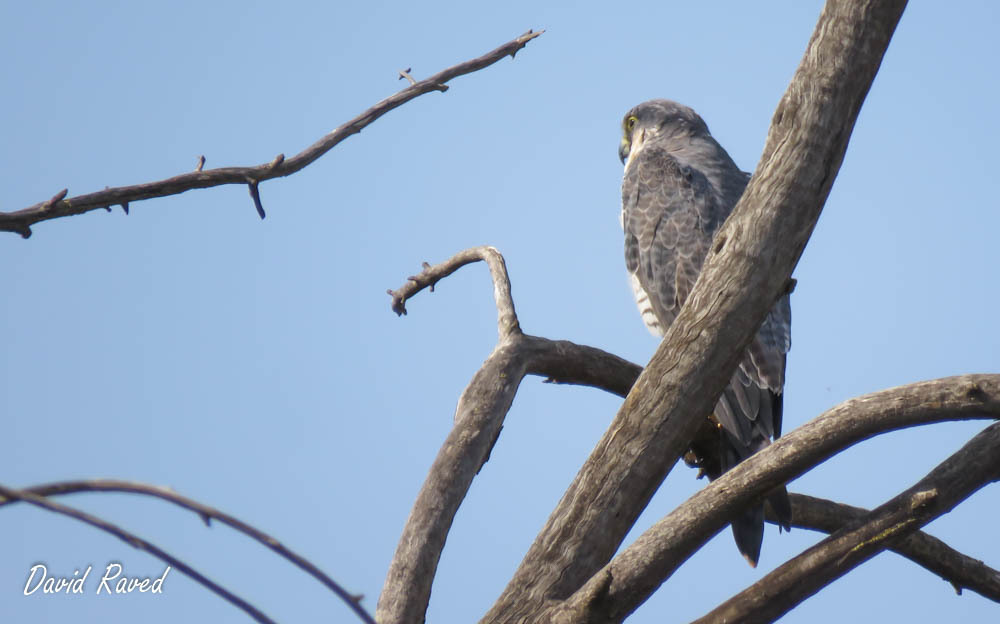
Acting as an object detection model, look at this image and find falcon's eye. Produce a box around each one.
[625,115,638,132]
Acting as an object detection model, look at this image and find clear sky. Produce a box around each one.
[2,1,998,623]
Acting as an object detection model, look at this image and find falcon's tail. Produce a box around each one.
[730,485,791,567]
[732,505,766,568]
[724,436,793,567]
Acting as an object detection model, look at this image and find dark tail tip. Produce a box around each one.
[732,504,765,567]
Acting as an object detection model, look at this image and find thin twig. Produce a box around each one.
[398,68,417,85]
[0,479,375,624]
[0,483,276,624]
[0,30,543,238]
[388,245,521,340]
[768,493,1000,603]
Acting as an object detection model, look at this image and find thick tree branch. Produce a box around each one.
[0,30,543,238]
[694,422,1000,624]
[0,479,374,624]
[378,248,641,624]
[485,2,908,621]
[0,483,276,624]
[558,375,1000,622]
[772,493,1000,603]
[520,335,642,399]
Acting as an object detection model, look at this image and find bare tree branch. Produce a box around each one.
[485,2,909,621]
[0,30,543,238]
[0,479,375,624]
[378,248,650,624]
[387,245,522,340]
[772,493,1000,603]
[694,422,1000,624]
[557,375,1000,622]
[0,483,277,624]
[520,335,642,399]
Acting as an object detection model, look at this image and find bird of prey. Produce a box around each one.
[618,99,792,567]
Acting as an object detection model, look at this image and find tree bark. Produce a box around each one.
[774,494,1000,603]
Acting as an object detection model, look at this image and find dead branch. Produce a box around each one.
[520,335,642,399]
[0,483,276,624]
[0,479,375,624]
[378,248,649,624]
[387,245,521,339]
[485,2,909,621]
[694,422,1000,623]
[558,375,1000,622]
[772,493,1000,603]
[0,30,543,238]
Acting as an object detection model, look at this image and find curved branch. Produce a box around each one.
[0,30,543,238]
[378,248,646,624]
[0,479,374,624]
[0,483,276,624]
[559,375,1000,622]
[771,493,1000,603]
[521,335,642,399]
[387,245,522,340]
[694,422,1000,623]
[486,2,909,621]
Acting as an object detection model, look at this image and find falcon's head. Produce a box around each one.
[619,99,712,166]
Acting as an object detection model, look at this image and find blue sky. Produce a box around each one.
[2,1,998,623]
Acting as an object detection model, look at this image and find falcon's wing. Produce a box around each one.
[622,145,723,335]
[623,145,789,446]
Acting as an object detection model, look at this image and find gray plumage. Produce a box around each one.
[619,99,791,567]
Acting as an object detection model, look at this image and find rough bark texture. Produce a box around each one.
[484,1,908,621]
[693,422,1000,623]
[774,494,1000,603]
[558,375,1000,622]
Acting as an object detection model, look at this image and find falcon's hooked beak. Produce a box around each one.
[618,136,630,165]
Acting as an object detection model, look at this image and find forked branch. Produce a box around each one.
[378,248,645,624]
[695,422,1000,623]
[772,493,1000,603]
[558,375,1000,622]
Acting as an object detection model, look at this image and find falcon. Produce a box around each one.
[618,99,792,566]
